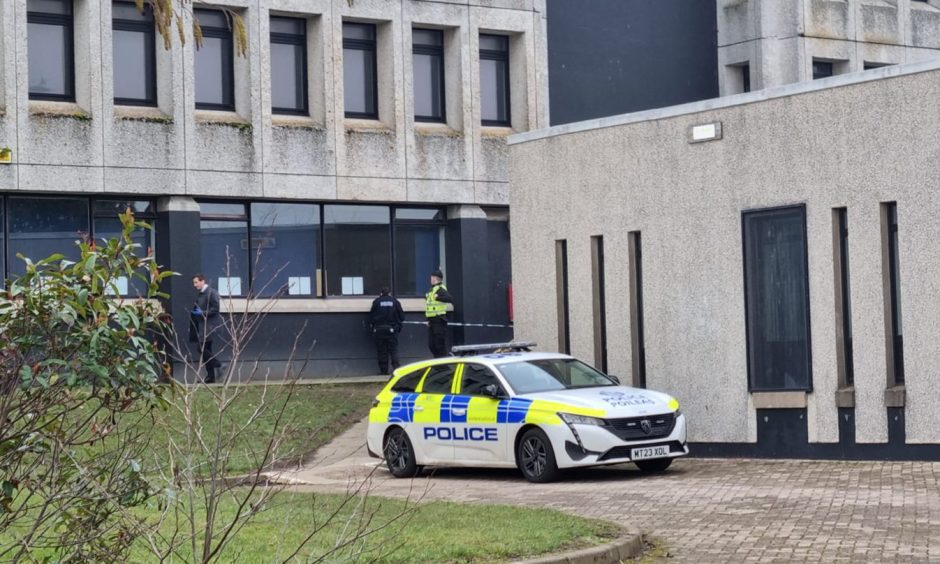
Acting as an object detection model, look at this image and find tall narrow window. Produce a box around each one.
[324,205,390,296]
[743,206,812,391]
[194,9,235,111]
[270,16,307,115]
[555,240,570,354]
[343,23,378,119]
[479,34,510,126]
[591,235,607,373]
[629,231,646,388]
[112,1,156,106]
[413,28,445,123]
[93,200,156,297]
[394,208,445,297]
[199,202,249,296]
[28,0,74,101]
[882,202,904,385]
[833,208,854,387]
[250,202,320,297]
[741,64,751,93]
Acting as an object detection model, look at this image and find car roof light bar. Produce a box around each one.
[450,341,538,356]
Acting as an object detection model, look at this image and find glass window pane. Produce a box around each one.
[324,205,390,296]
[8,197,88,278]
[270,16,304,35]
[343,23,374,41]
[113,29,151,101]
[460,364,502,395]
[479,34,507,52]
[200,202,246,217]
[743,207,811,391]
[250,203,320,297]
[28,22,70,98]
[194,9,227,29]
[112,2,150,21]
[29,0,71,15]
[421,365,455,394]
[413,28,442,47]
[394,223,443,297]
[200,220,249,296]
[343,46,375,115]
[195,35,233,107]
[94,199,154,216]
[481,58,508,123]
[271,42,305,111]
[94,217,153,297]
[413,52,443,120]
[395,208,443,221]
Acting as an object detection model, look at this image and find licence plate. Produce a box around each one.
[630,445,670,461]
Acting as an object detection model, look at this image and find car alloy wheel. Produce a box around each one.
[384,427,419,478]
[517,428,560,483]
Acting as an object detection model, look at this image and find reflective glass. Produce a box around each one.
[200,202,246,217]
[250,203,320,297]
[480,58,508,124]
[200,220,249,296]
[343,23,374,41]
[8,198,88,277]
[395,208,443,221]
[113,29,152,101]
[112,2,150,20]
[28,22,71,98]
[343,47,376,116]
[271,17,304,35]
[28,0,71,15]
[394,223,442,297]
[479,34,507,52]
[324,205,389,296]
[413,52,443,120]
[195,34,233,108]
[271,42,305,111]
[94,217,153,297]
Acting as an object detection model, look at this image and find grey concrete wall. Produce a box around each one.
[509,60,940,445]
[718,0,940,95]
[0,0,548,205]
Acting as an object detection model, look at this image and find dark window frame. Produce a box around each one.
[884,202,904,386]
[834,208,854,388]
[742,204,814,392]
[27,0,75,102]
[479,33,511,127]
[412,27,446,123]
[270,16,309,116]
[812,59,834,80]
[194,9,235,111]
[112,1,157,107]
[343,22,379,120]
[741,63,751,93]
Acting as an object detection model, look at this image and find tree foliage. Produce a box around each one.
[0,210,174,562]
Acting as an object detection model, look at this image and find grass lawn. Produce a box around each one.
[132,490,621,563]
[140,383,382,475]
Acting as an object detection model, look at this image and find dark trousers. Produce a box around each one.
[374,328,400,374]
[427,317,448,358]
[200,340,222,382]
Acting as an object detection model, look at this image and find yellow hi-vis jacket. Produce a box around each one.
[425,284,448,318]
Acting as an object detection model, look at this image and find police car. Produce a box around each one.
[366,341,688,482]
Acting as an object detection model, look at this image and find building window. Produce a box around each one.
[324,205,390,296]
[93,200,156,297]
[112,1,156,106]
[555,240,570,354]
[8,197,88,278]
[194,9,235,111]
[629,231,646,388]
[270,16,308,115]
[413,28,445,123]
[250,202,320,297]
[883,202,904,386]
[480,34,510,126]
[199,202,249,296]
[741,64,751,93]
[393,208,445,297]
[833,208,854,388]
[863,62,892,71]
[27,0,74,101]
[812,60,833,80]
[343,23,378,119]
[742,205,812,391]
[591,235,607,373]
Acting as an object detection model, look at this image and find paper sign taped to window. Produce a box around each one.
[341,276,364,295]
[106,276,129,296]
[218,277,242,296]
[288,276,311,295]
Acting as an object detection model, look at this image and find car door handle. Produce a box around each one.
[452,408,467,416]
[414,406,424,412]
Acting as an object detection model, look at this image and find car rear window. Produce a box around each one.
[390,370,423,392]
[421,365,457,394]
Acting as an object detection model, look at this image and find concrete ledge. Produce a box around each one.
[835,387,856,408]
[518,528,644,564]
[884,385,906,408]
[751,391,807,409]
[220,297,430,314]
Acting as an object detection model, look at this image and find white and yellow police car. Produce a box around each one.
[367,341,688,482]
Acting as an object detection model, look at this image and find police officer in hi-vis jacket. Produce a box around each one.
[425,269,453,357]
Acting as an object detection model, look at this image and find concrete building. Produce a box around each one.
[719,0,940,95]
[3,0,548,376]
[509,60,940,458]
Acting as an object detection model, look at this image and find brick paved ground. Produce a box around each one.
[271,420,940,562]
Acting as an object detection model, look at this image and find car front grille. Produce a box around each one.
[604,412,676,441]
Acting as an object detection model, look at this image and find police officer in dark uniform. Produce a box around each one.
[369,286,404,375]
[425,269,453,358]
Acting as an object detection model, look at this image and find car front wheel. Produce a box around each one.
[516,428,560,483]
[634,457,673,474]
[383,427,420,478]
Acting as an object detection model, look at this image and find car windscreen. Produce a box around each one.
[497,358,615,394]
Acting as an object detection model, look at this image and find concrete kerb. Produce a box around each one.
[516,528,645,564]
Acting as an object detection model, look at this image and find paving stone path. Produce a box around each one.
[270,420,940,562]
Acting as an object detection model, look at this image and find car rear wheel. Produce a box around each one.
[634,457,673,474]
[384,427,420,478]
[517,428,560,483]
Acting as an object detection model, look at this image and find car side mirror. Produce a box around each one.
[607,374,621,385]
[483,384,503,398]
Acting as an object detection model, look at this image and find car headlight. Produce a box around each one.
[558,412,607,426]
[667,397,680,412]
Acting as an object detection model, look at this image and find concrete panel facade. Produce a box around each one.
[509,60,940,451]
